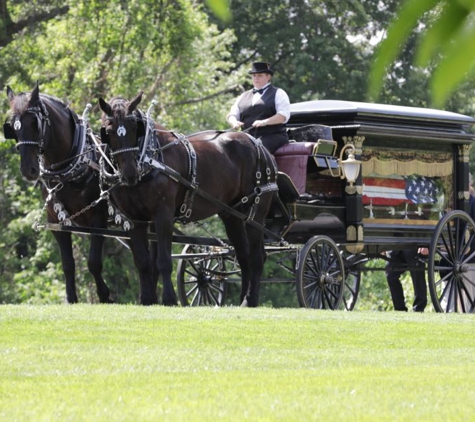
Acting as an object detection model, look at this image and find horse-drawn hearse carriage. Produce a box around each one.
[282,100,475,313]
[4,85,475,312]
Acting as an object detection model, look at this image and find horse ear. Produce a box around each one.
[127,91,143,114]
[29,81,40,105]
[6,86,15,102]
[99,98,112,117]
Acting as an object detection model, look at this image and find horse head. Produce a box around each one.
[4,82,46,180]
[5,82,73,181]
[99,92,145,186]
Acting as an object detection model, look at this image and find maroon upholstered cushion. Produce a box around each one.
[274,142,316,194]
[274,142,315,156]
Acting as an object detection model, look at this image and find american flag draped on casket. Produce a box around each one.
[362,175,440,206]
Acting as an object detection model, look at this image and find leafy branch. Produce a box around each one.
[369,0,475,107]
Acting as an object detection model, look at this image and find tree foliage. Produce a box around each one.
[212,0,399,102]
[0,0,240,304]
[369,0,475,107]
[1,0,473,308]
[205,0,231,23]
[1,0,240,132]
[0,0,69,47]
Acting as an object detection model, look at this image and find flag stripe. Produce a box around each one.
[363,177,409,206]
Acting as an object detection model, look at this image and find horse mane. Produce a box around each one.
[10,91,69,115]
[108,97,129,119]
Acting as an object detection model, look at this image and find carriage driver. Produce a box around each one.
[227,62,291,153]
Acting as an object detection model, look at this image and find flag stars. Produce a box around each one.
[405,176,438,204]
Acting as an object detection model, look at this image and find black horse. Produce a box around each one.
[98,93,278,306]
[4,83,113,303]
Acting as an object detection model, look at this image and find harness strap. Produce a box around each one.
[16,140,39,147]
[176,135,198,222]
[237,135,278,223]
[110,146,140,156]
[143,156,281,241]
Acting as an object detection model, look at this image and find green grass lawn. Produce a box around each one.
[1,305,474,421]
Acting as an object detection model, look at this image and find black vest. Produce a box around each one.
[238,85,286,137]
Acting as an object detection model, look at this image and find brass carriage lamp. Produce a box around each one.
[339,144,361,185]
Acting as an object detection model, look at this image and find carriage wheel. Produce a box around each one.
[341,257,362,311]
[428,210,475,313]
[296,236,345,309]
[176,245,238,306]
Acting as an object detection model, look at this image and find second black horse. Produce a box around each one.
[99,93,278,306]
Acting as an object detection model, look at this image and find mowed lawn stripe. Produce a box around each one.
[1,305,474,421]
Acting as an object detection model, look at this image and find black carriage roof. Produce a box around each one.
[289,99,475,145]
[290,99,475,124]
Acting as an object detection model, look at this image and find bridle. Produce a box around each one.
[8,98,98,184]
[106,113,141,158]
[13,100,51,153]
[101,101,160,184]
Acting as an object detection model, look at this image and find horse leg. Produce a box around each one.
[243,195,274,307]
[221,215,251,305]
[52,231,78,303]
[149,223,159,296]
[242,224,267,307]
[128,223,158,305]
[87,234,113,303]
[153,217,177,306]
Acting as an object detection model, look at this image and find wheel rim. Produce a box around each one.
[296,236,345,309]
[342,266,361,311]
[176,245,230,306]
[429,211,475,313]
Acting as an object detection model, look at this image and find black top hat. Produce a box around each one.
[248,62,274,75]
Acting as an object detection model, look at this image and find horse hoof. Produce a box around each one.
[241,297,258,307]
[66,297,79,304]
[100,296,115,304]
[140,297,159,306]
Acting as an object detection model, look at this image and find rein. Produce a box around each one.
[143,153,281,241]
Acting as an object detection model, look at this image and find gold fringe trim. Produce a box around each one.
[362,148,453,177]
[363,158,452,177]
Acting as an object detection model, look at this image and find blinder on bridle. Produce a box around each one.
[3,119,17,140]
[100,126,109,144]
